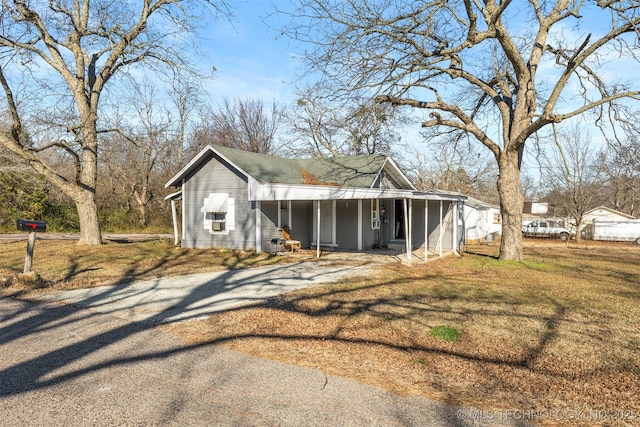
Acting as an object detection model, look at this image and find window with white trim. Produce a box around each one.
[202,193,235,234]
[278,200,292,229]
[371,199,380,230]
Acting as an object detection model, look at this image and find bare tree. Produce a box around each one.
[405,142,499,201]
[169,79,206,169]
[0,0,228,244]
[599,137,640,216]
[541,123,602,242]
[286,90,346,157]
[286,85,402,157]
[282,0,640,260]
[194,97,285,155]
[100,81,173,227]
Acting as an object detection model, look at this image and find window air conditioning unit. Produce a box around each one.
[211,221,225,232]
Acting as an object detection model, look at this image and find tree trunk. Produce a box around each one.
[575,224,583,243]
[134,190,149,228]
[75,188,103,245]
[497,152,524,261]
[75,130,102,244]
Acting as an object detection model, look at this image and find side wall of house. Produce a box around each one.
[262,199,388,251]
[259,201,279,251]
[336,200,359,249]
[182,153,255,249]
[411,200,463,251]
[259,201,314,252]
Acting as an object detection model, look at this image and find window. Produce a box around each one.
[202,193,235,234]
[493,213,502,224]
[371,199,380,230]
[278,200,292,229]
[211,213,226,232]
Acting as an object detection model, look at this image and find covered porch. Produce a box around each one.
[167,182,465,263]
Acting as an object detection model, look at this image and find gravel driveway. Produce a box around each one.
[33,261,374,324]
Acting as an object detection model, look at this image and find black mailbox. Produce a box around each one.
[17,219,47,233]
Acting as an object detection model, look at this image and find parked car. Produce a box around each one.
[522,220,572,241]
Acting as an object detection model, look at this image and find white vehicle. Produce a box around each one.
[592,220,640,244]
[522,220,572,241]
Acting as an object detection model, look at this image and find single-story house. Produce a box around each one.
[165,145,466,261]
[463,197,502,243]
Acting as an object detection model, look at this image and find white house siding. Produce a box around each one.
[464,205,501,242]
[182,153,255,249]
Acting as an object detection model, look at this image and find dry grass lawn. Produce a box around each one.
[1,237,639,425]
[165,242,640,426]
[0,238,290,293]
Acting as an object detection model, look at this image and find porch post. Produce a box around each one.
[316,200,321,258]
[256,201,262,253]
[439,200,443,257]
[181,179,186,246]
[407,198,413,264]
[277,201,281,229]
[403,199,410,263]
[357,199,363,251]
[424,200,429,262]
[452,201,458,254]
[171,199,179,246]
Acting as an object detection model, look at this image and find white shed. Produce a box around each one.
[581,206,635,240]
[582,206,635,223]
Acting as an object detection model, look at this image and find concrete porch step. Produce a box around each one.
[387,239,406,251]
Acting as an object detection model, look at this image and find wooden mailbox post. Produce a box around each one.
[17,219,47,279]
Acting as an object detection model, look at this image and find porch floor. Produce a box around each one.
[276,247,455,265]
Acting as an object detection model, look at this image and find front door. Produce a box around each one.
[394,199,405,239]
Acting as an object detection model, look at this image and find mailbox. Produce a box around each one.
[17,219,47,233]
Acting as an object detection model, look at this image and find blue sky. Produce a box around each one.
[200,1,303,103]
[190,1,636,185]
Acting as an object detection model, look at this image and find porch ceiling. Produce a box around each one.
[249,181,466,202]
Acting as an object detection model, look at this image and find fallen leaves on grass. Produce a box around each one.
[0,239,291,294]
[165,244,640,425]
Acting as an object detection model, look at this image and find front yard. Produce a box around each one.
[1,238,638,425]
[166,242,640,425]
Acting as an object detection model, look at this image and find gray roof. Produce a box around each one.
[214,145,386,187]
[464,196,499,210]
[166,145,415,190]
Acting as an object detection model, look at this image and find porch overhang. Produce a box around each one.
[248,180,466,202]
